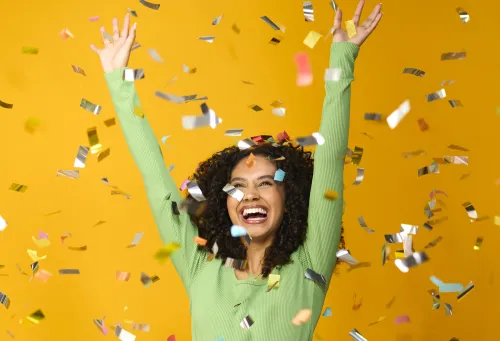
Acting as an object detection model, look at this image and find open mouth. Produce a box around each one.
[240,206,268,224]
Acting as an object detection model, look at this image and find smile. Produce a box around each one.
[240,206,268,224]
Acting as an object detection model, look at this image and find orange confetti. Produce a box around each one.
[324,190,338,200]
[292,309,312,325]
[417,118,429,131]
[193,236,207,246]
[246,153,256,167]
[59,28,74,39]
[116,271,131,281]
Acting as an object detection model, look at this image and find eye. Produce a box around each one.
[233,183,244,188]
[259,181,273,187]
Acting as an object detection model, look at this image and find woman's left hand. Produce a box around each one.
[332,0,383,46]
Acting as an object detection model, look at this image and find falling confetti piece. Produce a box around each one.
[9,183,28,192]
[473,237,483,250]
[71,65,86,76]
[352,168,365,185]
[154,243,181,263]
[240,315,254,329]
[457,281,474,301]
[140,272,160,287]
[223,184,244,202]
[368,316,386,326]
[147,48,163,62]
[104,118,116,127]
[58,269,80,275]
[24,117,41,133]
[441,51,466,61]
[212,15,223,25]
[304,31,322,48]
[167,336,176,341]
[357,216,374,233]
[97,148,110,162]
[449,99,463,107]
[27,250,46,262]
[274,169,286,181]
[304,268,326,289]
[303,1,314,21]
[297,132,325,146]
[124,68,145,81]
[444,303,453,316]
[199,36,215,43]
[26,309,45,324]
[494,216,500,226]
[417,118,429,132]
[349,328,367,341]
[269,37,283,45]
[0,100,13,109]
[456,7,470,23]
[352,294,363,311]
[387,100,410,129]
[127,232,144,248]
[330,0,338,11]
[336,249,359,265]
[89,16,99,22]
[193,236,207,246]
[32,236,51,248]
[322,307,332,317]
[59,28,74,39]
[364,113,382,121]
[294,53,313,86]
[394,252,429,273]
[139,0,160,10]
[0,292,11,309]
[345,20,357,38]
[394,315,410,325]
[87,127,102,154]
[424,236,443,249]
[462,201,478,222]
[116,271,131,281]
[403,68,425,77]
[0,215,7,231]
[94,317,108,335]
[34,269,52,282]
[182,64,197,74]
[260,16,280,30]
[272,107,286,116]
[80,98,101,115]
[418,162,439,177]
[115,326,136,341]
[292,309,312,325]
[427,89,447,102]
[22,46,39,54]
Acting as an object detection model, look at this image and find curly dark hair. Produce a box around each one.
[182,136,345,277]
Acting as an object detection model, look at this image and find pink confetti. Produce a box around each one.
[38,231,49,239]
[294,53,313,87]
[89,16,100,22]
[167,335,176,341]
[179,180,190,191]
[394,315,411,325]
[429,189,448,199]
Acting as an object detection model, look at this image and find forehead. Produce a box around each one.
[231,155,277,178]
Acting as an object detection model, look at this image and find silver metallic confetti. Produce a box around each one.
[462,202,478,222]
[296,132,325,146]
[123,69,145,81]
[394,252,429,273]
[457,281,474,301]
[418,162,440,177]
[304,268,326,289]
[382,244,390,266]
[403,235,414,257]
[155,92,190,104]
[387,99,410,129]
[224,129,243,136]
[325,68,341,81]
[115,325,136,341]
[444,156,468,165]
[330,0,338,11]
[385,233,405,243]
[449,100,463,107]
[139,0,160,10]
[199,36,215,43]
[427,88,447,102]
[424,236,443,249]
[364,113,382,121]
[441,80,455,86]
[187,181,207,202]
[74,146,89,168]
[102,31,113,42]
[147,49,163,62]
[240,315,254,329]
[403,68,425,77]
[357,216,374,233]
[352,168,365,185]
[223,183,244,202]
[212,15,223,25]
[80,99,101,115]
[127,232,144,248]
[401,224,418,235]
[444,303,453,316]
[303,1,314,21]
[56,170,79,179]
[336,249,359,265]
[182,64,196,73]
[349,328,368,341]
[260,16,280,30]
[0,292,11,309]
[441,52,466,61]
[182,110,222,130]
[224,258,247,270]
[131,42,141,51]
[58,269,80,275]
[237,138,257,150]
[456,7,470,23]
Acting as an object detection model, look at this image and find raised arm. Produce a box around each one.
[92,15,203,289]
[304,2,383,285]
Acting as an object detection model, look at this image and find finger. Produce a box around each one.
[100,26,112,45]
[361,3,382,29]
[125,22,137,48]
[90,44,101,54]
[368,12,383,31]
[352,0,365,26]
[112,18,120,40]
[121,13,130,38]
[333,9,342,29]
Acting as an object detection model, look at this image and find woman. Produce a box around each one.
[91,1,382,340]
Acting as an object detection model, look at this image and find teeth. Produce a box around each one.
[242,207,268,218]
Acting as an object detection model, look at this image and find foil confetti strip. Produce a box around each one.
[71,65,86,76]
[441,51,466,61]
[352,168,365,185]
[249,104,263,111]
[400,224,418,235]
[272,107,286,116]
[123,69,145,81]
[267,274,280,290]
[269,37,282,45]
[34,269,52,282]
[127,8,138,16]
[22,46,39,54]
[182,64,197,73]
[403,235,414,257]
[336,249,359,265]
[449,100,463,107]
[223,184,245,202]
[102,31,114,42]
[474,237,483,250]
[184,181,205,201]
[139,0,160,10]
[154,243,180,263]
[457,281,474,301]
[104,118,116,127]
[97,148,110,162]
[417,118,429,131]
[0,100,14,109]
[296,132,325,146]
[212,15,223,25]
[292,309,312,325]
[28,249,46,261]
[140,272,160,287]
[199,36,215,43]
[443,156,468,165]
[147,48,163,62]
[0,292,11,309]
[74,146,89,168]
[0,215,7,231]
[304,31,322,48]
[418,162,439,177]
[87,127,102,153]
[345,20,357,39]
[304,268,326,289]
[94,317,108,335]
[131,42,141,50]
[424,236,443,249]
[240,315,254,329]
[182,111,222,130]
[80,98,101,115]
[357,216,374,233]
[68,245,87,251]
[330,0,338,11]
[303,1,314,21]
[427,88,447,102]
[127,232,144,247]
[368,316,386,326]
[462,202,478,221]
[364,113,382,121]
[387,99,410,129]
[193,236,207,246]
[260,16,280,30]
[323,307,332,317]
[448,144,469,151]
[444,303,453,316]
[115,326,136,341]
[456,7,470,23]
[403,149,425,158]
[325,68,342,81]
[441,80,455,86]
[59,269,80,274]
[382,243,390,265]
[394,315,410,325]
[394,252,429,273]
[294,52,313,86]
[59,28,74,39]
[131,323,150,332]
[9,183,28,192]
[26,309,45,324]
[56,169,79,179]
[89,16,99,22]
[349,329,367,341]
[224,258,248,270]
[403,68,425,77]
[385,233,405,243]
[116,271,131,281]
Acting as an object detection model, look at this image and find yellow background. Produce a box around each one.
[0,0,498,340]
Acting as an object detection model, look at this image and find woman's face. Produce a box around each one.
[227,155,286,241]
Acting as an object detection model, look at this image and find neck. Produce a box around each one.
[244,237,273,275]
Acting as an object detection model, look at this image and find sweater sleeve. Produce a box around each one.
[104,68,203,289]
[303,42,359,285]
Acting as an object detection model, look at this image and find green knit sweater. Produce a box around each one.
[105,42,359,341]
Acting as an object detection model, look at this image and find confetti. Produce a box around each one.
[324,189,338,200]
[473,237,483,250]
[260,16,280,30]
[368,316,386,326]
[427,88,447,102]
[364,113,382,121]
[292,309,312,325]
[104,117,116,127]
[59,28,74,39]
[449,100,463,107]
[303,1,314,21]
[294,53,313,86]
[444,303,453,316]
[9,183,27,192]
[269,37,282,45]
[382,243,390,265]
[147,48,163,62]
[297,132,325,146]
[102,31,114,42]
[127,232,144,248]
[403,68,425,77]
[131,42,141,50]
[68,245,87,251]
[424,236,443,249]
[27,249,46,262]
[199,36,215,43]
[223,184,244,202]
[71,65,86,76]
[140,272,160,287]
[304,268,326,289]
[417,118,429,132]
[80,98,101,115]
[0,215,7,231]
[0,100,13,109]
[330,0,338,11]
[462,201,478,222]
[357,216,374,233]
[26,309,45,324]
[418,162,439,177]
[182,109,222,130]
[494,216,500,226]
[441,51,466,61]
[345,20,357,38]
[304,31,322,48]
[403,149,425,158]
[394,315,410,325]
[94,317,108,335]
[116,271,131,281]
[89,16,99,22]
[352,168,365,185]
[394,252,429,273]
[224,258,248,270]
[456,7,470,23]
[115,326,136,341]
[87,127,102,154]
[193,236,207,246]
[352,294,362,311]
[0,292,11,309]
[123,68,145,81]
[59,269,80,274]
[387,100,410,129]
[322,307,332,317]
[272,107,286,116]
[441,80,455,86]
[274,169,286,181]
[212,15,223,25]
[249,104,263,111]
[182,64,197,74]
[139,0,159,10]
[325,68,342,81]
[154,243,180,263]
[186,181,207,201]
[230,225,248,238]
[240,315,254,329]
[22,46,39,54]
[349,328,367,341]
[57,170,79,179]
[336,249,359,265]
[34,269,52,282]
[457,281,474,301]
[32,235,51,248]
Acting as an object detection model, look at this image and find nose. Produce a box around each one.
[243,185,260,202]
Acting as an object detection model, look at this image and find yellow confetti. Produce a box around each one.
[32,236,51,248]
[345,20,357,39]
[324,190,338,200]
[134,106,144,118]
[493,215,500,225]
[9,183,27,192]
[104,118,116,127]
[22,46,39,54]
[473,237,483,250]
[303,31,322,48]
[97,148,110,162]
[154,243,181,263]
[25,309,45,324]
[267,274,280,290]
[27,250,47,262]
[24,118,40,134]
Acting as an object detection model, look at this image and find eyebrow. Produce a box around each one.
[230,175,275,183]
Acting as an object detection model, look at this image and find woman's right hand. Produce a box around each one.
[90,14,136,73]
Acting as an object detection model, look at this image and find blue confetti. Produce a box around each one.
[230,225,248,237]
[216,338,224,341]
[274,168,286,181]
[322,307,332,317]
[168,164,174,172]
